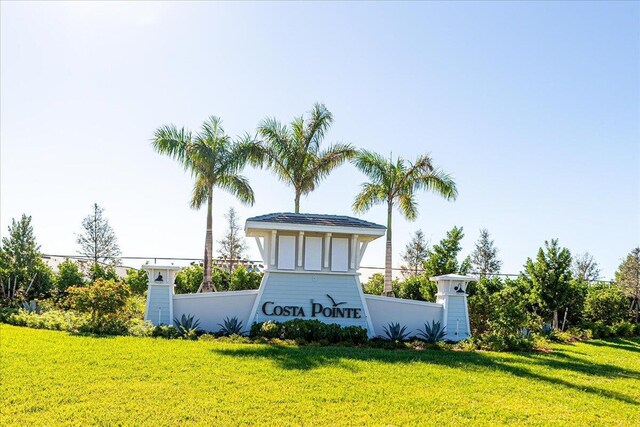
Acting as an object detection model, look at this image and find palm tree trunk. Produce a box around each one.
[383,201,395,297]
[294,192,301,213]
[197,190,217,293]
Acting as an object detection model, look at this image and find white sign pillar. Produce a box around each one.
[431,274,475,342]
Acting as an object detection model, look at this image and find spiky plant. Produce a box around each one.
[173,314,201,339]
[21,300,41,314]
[417,320,447,343]
[218,316,244,336]
[382,322,410,341]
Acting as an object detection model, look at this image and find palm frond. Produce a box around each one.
[190,177,210,210]
[397,192,418,221]
[216,174,255,206]
[353,150,389,184]
[352,183,386,214]
[151,125,192,169]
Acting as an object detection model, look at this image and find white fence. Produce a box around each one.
[173,290,258,333]
[365,295,444,338]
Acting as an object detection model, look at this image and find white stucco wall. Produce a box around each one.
[365,295,444,338]
[173,290,258,333]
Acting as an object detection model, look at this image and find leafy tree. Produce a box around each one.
[76,204,121,270]
[353,151,457,296]
[467,276,505,335]
[89,263,119,282]
[616,247,640,323]
[470,228,502,276]
[246,103,356,213]
[423,226,470,278]
[152,116,255,293]
[0,214,54,301]
[361,273,399,296]
[400,230,429,278]
[217,207,247,272]
[583,283,629,325]
[571,252,600,282]
[174,264,203,294]
[124,268,149,295]
[521,239,573,329]
[55,259,85,292]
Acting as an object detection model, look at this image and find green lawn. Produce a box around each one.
[1,325,639,426]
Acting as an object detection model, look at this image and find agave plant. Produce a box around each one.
[382,322,410,341]
[173,314,201,339]
[218,316,244,336]
[22,300,41,314]
[417,320,446,343]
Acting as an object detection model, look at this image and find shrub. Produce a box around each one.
[68,279,131,322]
[55,259,85,292]
[583,283,628,325]
[218,316,244,336]
[152,325,180,339]
[382,322,410,341]
[361,273,399,296]
[613,321,634,337]
[417,321,446,343]
[250,319,368,345]
[229,266,262,291]
[125,268,149,295]
[5,309,89,332]
[174,264,203,294]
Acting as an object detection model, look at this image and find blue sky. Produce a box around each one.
[1,1,638,279]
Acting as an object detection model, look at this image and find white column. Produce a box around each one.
[270,230,277,266]
[297,231,304,267]
[350,234,359,269]
[324,233,332,268]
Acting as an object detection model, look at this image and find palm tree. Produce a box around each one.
[152,116,254,292]
[246,103,356,213]
[352,151,458,297]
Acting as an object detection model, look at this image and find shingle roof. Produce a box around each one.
[246,212,386,230]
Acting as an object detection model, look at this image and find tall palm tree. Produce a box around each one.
[246,103,356,213]
[352,151,458,297]
[152,116,255,292]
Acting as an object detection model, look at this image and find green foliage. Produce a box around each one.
[362,273,399,295]
[55,259,85,292]
[151,325,180,339]
[400,229,429,278]
[522,239,573,328]
[382,322,410,341]
[250,319,368,345]
[247,103,356,213]
[468,276,504,334]
[229,265,262,291]
[124,268,149,295]
[583,283,629,325]
[3,324,639,425]
[418,321,446,343]
[68,279,131,321]
[218,316,244,336]
[89,263,119,282]
[173,314,201,340]
[396,275,438,302]
[174,264,203,294]
[76,203,121,266]
[0,214,54,301]
[470,228,502,275]
[616,247,640,322]
[422,226,470,278]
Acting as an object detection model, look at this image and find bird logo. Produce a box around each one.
[326,294,347,307]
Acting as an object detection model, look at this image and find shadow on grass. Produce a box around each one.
[582,338,640,354]
[212,341,640,405]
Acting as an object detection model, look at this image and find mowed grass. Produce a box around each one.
[1,325,639,426]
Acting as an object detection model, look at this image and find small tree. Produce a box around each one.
[55,259,85,292]
[229,265,262,291]
[470,228,502,276]
[217,207,247,272]
[0,214,54,301]
[174,264,204,294]
[522,239,573,329]
[68,279,131,322]
[423,226,470,278]
[76,203,121,273]
[572,252,601,282]
[124,268,149,295]
[616,247,640,323]
[400,230,429,278]
[583,283,628,325]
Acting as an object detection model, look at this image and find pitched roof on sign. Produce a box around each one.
[246,212,386,230]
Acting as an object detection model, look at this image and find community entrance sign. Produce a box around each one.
[144,212,473,341]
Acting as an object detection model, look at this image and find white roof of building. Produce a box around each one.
[245,212,386,237]
[430,273,477,282]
